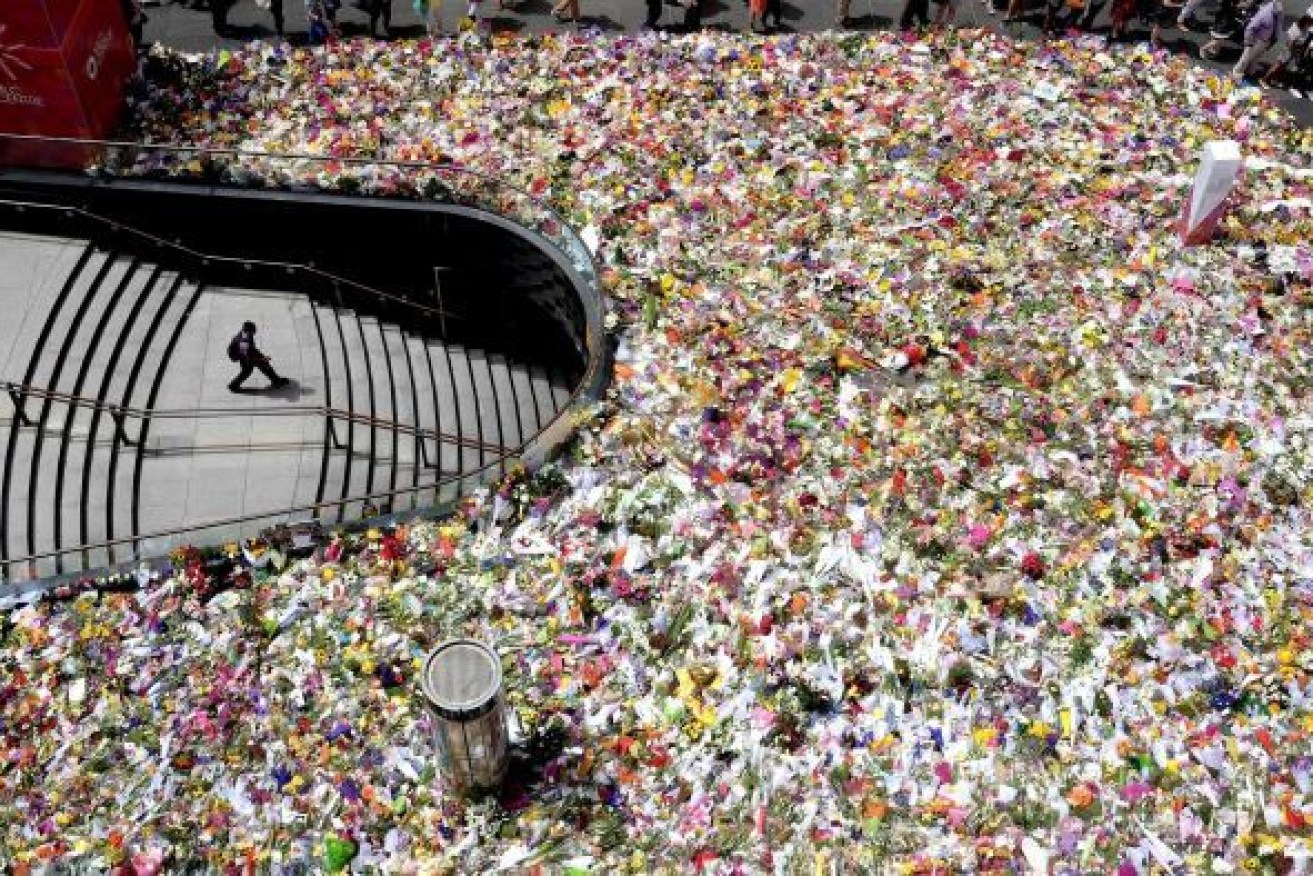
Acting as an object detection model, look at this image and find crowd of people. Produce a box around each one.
[126,0,1313,85]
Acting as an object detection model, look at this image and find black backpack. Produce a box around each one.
[227,334,244,362]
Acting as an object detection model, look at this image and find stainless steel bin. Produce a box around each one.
[420,639,508,792]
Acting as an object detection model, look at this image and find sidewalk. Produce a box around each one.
[141,0,1313,126]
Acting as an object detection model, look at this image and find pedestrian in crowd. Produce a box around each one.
[1263,12,1313,83]
[1139,0,1181,47]
[672,0,704,29]
[121,0,146,47]
[414,0,443,33]
[1109,0,1136,38]
[750,0,768,32]
[936,0,959,26]
[644,0,663,27]
[364,0,393,35]
[552,0,580,22]
[227,322,290,393]
[1235,0,1285,80]
[1175,0,1202,27]
[210,0,235,34]
[764,0,784,29]
[307,0,341,41]
[837,0,853,26]
[1076,0,1107,29]
[1003,0,1026,23]
[901,0,932,28]
[1042,0,1063,30]
[254,0,286,36]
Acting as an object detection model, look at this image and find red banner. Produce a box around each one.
[0,0,135,168]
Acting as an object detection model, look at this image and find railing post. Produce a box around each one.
[433,267,451,339]
[327,414,347,451]
[7,387,33,427]
[111,407,137,448]
[419,437,439,469]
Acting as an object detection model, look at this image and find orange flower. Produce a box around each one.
[1066,784,1095,808]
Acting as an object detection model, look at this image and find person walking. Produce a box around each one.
[1235,0,1285,80]
[255,0,287,36]
[210,0,235,34]
[551,0,580,22]
[227,322,290,393]
[764,0,783,28]
[122,0,146,47]
[1264,13,1313,84]
[644,0,662,27]
[366,0,393,35]
[901,0,932,27]
[414,0,443,33]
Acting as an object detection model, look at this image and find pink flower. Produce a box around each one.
[1120,781,1152,804]
[966,524,992,550]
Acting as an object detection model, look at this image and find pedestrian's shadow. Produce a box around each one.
[383,24,430,37]
[844,12,894,27]
[577,13,626,28]
[488,14,528,30]
[220,22,276,40]
[505,0,554,12]
[239,378,312,402]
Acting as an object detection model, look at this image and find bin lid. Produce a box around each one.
[422,640,502,715]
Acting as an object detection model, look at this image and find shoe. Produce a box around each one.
[271,376,291,389]
[228,384,245,394]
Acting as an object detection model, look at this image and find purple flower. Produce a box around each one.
[339,778,362,803]
[326,721,353,742]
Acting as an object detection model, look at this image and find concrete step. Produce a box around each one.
[23,254,138,570]
[487,352,528,452]
[363,316,402,500]
[402,332,443,486]
[465,349,505,465]
[30,251,127,393]
[78,266,178,506]
[107,277,204,548]
[507,356,544,440]
[0,235,93,380]
[54,261,165,559]
[444,343,486,475]
[422,337,466,477]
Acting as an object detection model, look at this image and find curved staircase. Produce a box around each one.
[0,226,576,582]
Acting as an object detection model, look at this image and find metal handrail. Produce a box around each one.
[0,195,463,326]
[1,380,506,455]
[0,132,609,578]
[3,455,511,568]
[0,131,600,283]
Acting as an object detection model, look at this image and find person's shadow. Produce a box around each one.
[236,378,313,402]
